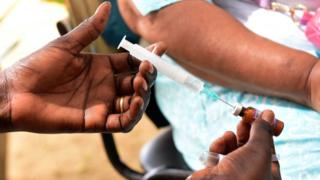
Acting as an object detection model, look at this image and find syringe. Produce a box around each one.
[118,36,234,109]
[118,36,284,136]
[118,36,204,93]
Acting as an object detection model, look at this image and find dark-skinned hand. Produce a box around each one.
[0,2,166,133]
[189,110,282,180]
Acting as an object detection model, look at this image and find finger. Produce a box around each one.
[259,111,282,179]
[206,132,236,167]
[209,131,237,155]
[133,73,149,97]
[55,2,111,54]
[207,136,226,167]
[114,73,135,95]
[246,110,275,162]
[146,41,167,56]
[114,96,132,113]
[236,119,251,146]
[108,53,140,74]
[223,131,238,153]
[114,73,151,113]
[113,61,155,96]
[259,112,282,179]
[106,96,144,132]
[138,61,157,87]
[83,101,109,132]
[209,136,227,155]
[133,73,151,114]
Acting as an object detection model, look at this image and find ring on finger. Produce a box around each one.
[120,96,124,114]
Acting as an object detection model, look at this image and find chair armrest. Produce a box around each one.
[101,133,145,180]
[56,18,72,36]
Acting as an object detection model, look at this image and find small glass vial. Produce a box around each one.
[233,104,284,136]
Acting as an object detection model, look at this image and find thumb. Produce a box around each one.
[246,110,275,160]
[58,2,111,53]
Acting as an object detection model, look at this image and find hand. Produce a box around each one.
[0,2,166,133]
[189,110,281,180]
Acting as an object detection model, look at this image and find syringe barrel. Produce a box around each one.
[133,45,204,93]
[118,36,204,93]
[133,44,186,81]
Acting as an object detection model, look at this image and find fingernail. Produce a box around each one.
[143,81,148,91]
[186,175,192,180]
[261,112,274,126]
[140,102,145,111]
[148,65,154,74]
[95,1,110,15]
[273,118,277,129]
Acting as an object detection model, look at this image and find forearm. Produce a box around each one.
[119,0,318,106]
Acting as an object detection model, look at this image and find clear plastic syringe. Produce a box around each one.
[117,36,235,109]
[118,37,285,136]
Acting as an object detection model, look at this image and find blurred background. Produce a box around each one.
[0,0,159,179]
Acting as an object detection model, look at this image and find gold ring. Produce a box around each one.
[120,97,124,113]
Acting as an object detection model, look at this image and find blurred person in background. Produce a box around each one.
[118,0,320,178]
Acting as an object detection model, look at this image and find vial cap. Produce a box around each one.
[233,104,243,116]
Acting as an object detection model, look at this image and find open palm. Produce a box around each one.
[0,2,163,133]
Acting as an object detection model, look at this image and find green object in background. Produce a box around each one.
[43,0,64,4]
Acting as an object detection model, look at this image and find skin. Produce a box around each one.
[118,0,320,111]
[0,2,167,133]
[189,110,281,180]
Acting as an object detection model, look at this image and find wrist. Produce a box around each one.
[307,60,320,111]
[0,71,12,132]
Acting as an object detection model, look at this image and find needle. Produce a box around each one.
[218,97,235,109]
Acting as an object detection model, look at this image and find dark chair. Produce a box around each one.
[101,86,193,180]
